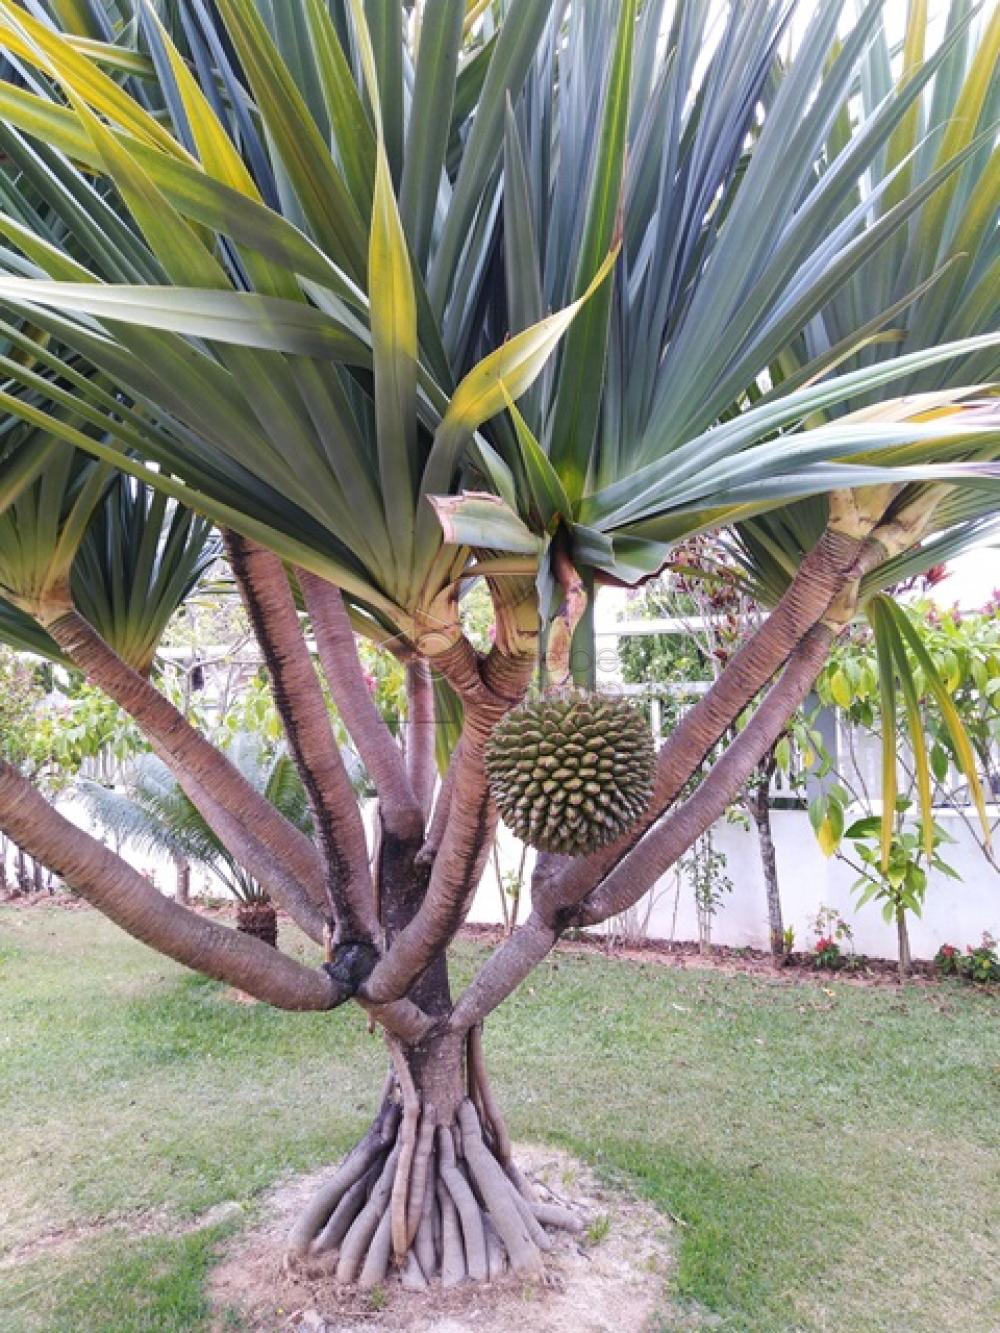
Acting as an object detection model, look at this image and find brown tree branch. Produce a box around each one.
[361,996,439,1044]
[417,754,457,866]
[177,769,329,940]
[361,736,496,1005]
[0,760,341,1011]
[449,911,557,1033]
[405,660,437,819]
[572,622,836,926]
[449,500,939,1030]
[297,570,422,837]
[360,642,533,1006]
[450,622,835,1030]
[42,608,328,943]
[226,535,376,946]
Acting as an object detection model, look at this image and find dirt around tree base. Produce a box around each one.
[209,1144,706,1333]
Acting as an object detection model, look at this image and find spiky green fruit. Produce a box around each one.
[485,691,656,855]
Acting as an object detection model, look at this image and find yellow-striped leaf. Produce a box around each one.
[0,1,188,159]
[869,602,899,872]
[886,598,992,847]
[444,246,620,434]
[349,0,418,593]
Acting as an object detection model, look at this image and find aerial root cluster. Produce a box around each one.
[284,1065,580,1289]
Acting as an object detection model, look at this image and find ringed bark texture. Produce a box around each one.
[535,523,871,918]
[226,534,375,945]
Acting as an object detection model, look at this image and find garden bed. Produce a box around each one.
[462,922,948,986]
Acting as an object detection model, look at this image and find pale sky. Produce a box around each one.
[934,547,1000,611]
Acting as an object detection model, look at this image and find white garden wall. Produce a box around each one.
[472,807,1000,959]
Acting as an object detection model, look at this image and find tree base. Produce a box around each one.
[285,1077,580,1289]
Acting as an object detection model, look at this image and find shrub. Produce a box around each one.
[934,943,963,977]
[935,935,999,984]
[813,937,844,970]
[962,935,1000,985]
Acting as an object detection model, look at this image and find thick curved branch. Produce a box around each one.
[177,769,328,939]
[573,622,835,926]
[449,911,556,1033]
[417,753,457,866]
[361,996,438,1044]
[362,738,496,1005]
[42,608,328,943]
[0,761,340,1011]
[227,536,376,945]
[451,622,836,1029]
[405,660,437,819]
[360,643,533,1006]
[298,570,422,837]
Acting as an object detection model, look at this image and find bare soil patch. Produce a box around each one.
[208,1145,700,1333]
[0,1202,245,1272]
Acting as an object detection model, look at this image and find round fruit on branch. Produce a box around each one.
[485,691,655,855]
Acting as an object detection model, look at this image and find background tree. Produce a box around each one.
[0,0,998,1291]
[807,595,1000,975]
[617,539,820,958]
[78,736,313,944]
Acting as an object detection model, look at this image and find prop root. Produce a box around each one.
[286,1087,571,1286]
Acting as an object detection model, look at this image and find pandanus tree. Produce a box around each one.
[0,0,999,1291]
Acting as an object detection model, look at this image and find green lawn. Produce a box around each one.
[1,904,997,1332]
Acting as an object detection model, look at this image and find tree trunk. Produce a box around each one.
[749,769,784,959]
[174,855,191,907]
[285,1026,579,1287]
[236,900,278,948]
[896,908,911,981]
[284,839,580,1287]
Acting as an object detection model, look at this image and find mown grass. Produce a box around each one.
[1,904,997,1332]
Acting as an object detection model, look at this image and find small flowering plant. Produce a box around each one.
[934,943,962,977]
[810,905,852,969]
[934,935,999,983]
[813,936,844,970]
[963,934,1000,985]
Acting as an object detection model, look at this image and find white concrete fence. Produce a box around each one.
[471,808,999,959]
